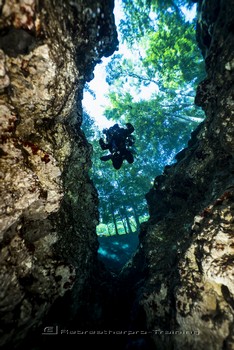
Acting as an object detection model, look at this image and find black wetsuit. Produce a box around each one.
[99,123,135,169]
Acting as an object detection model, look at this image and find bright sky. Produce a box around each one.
[82,57,113,129]
[82,1,197,130]
[82,0,125,129]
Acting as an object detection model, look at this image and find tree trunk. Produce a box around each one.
[111,204,119,235]
[107,224,112,236]
[132,205,141,231]
[119,208,128,234]
[125,212,133,234]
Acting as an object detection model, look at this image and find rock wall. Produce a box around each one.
[0,0,233,349]
[119,0,234,349]
[0,0,117,348]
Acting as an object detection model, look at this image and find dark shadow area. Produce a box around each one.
[12,248,153,350]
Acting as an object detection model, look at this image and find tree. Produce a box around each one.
[82,1,205,241]
[119,0,198,46]
[143,10,205,89]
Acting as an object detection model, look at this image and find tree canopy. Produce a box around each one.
[83,0,205,240]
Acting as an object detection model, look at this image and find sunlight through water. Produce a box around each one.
[82,1,197,130]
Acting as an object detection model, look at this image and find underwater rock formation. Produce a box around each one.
[0,0,233,349]
[120,0,234,349]
[0,0,117,348]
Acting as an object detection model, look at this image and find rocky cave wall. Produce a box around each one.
[119,0,234,349]
[0,0,233,350]
[0,0,118,348]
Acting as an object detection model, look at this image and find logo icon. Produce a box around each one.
[42,326,58,335]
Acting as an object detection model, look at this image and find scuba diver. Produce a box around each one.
[99,123,136,170]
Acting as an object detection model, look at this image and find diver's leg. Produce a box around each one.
[124,150,134,164]
[99,138,109,150]
[100,154,112,161]
[112,154,123,170]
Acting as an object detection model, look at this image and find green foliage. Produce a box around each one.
[81,114,150,237]
[143,11,205,89]
[81,110,96,140]
[119,0,153,46]
[120,0,198,46]
[82,0,206,237]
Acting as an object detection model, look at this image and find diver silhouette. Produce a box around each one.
[99,123,135,170]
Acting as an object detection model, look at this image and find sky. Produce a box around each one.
[82,1,197,130]
[82,0,125,129]
[82,56,114,129]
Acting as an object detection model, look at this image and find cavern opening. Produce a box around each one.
[1,0,233,349]
[82,0,206,273]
